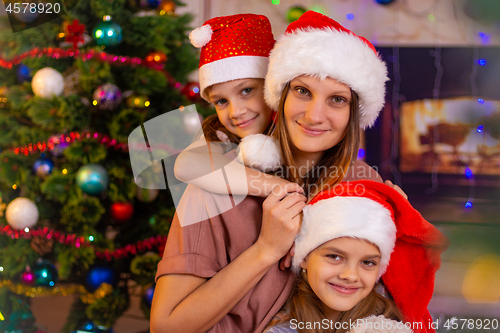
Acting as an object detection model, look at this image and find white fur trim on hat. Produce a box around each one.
[292,196,396,280]
[237,134,282,172]
[265,28,389,129]
[199,56,269,101]
[189,25,213,48]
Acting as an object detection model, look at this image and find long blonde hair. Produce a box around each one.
[272,81,361,199]
[269,273,404,333]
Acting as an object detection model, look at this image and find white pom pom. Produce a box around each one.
[189,25,213,48]
[237,134,282,172]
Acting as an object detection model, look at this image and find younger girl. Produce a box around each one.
[174,13,297,197]
[265,180,449,333]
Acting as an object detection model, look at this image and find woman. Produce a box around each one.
[151,11,394,333]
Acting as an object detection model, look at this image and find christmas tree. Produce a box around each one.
[0,0,209,331]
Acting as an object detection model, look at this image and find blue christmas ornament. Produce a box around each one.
[374,0,395,4]
[33,156,54,178]
[16,64,32,83]
[148,0,161,8]
[33,258,58,287]
[70,321,112,333]
[93,17,122,47]
[76,164,109,195]
[144,284,155,307]
[86,266,117,292]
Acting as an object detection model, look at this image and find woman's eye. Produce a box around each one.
[327,254,342,261]
[215,99,227,106]
[362,260,377,266]
[294,87,310,96]
[242,87,253,95]
[332,96,347,104]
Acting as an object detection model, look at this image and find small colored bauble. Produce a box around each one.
[126,94,150,109]
[48,135,70,157]
[70,321,111,333]
[76,164,109,195]
[93,16,123,47]
[63,67,81,96]
[374,0,395,4]
[21,266,36,285]
[93,83,122,110]
[16,64,32,82]
[144,284,155,307]
[7,307,36,331]
[33,258,58,286]
[110,202,134,222]
[31,67,64,98]
[145,50,167,64]
[286,6,307,23]
[5,197,39,230]
[50,142,69,157]
[0,87,9,109]
[308,4,327,15]
[13,9,40,23]
[86,266,117,292]
[147,0,161,9]
[136,187,159,203]
[157,0,176,15]
[181,81,201,102]
[33,156,54,178]
[183,111,204,135]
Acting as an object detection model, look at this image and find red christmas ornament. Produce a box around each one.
[181,81,201,102]
[110,202,134,222]
[65,19,86,49]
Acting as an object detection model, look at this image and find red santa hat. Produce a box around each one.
[292,180,449,333]
[265,11,388,129]
[189,14,275,101]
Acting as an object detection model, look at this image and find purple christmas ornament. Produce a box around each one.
[21,266,36,285]
[93,83,122,110]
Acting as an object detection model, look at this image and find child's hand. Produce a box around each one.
[384,180,408,200]
[256,183,306,262]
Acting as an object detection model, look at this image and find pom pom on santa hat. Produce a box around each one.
[189,25,213,48]
[237,134,282,172]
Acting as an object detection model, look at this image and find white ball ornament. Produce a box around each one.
[6,197,39,230]
[183,111,204,135]
[32,67,64,98]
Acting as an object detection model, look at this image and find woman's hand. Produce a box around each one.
[256,183,306,263]
[384,180,408,200]
[279,243,295,270]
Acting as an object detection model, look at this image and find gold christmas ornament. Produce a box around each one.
[157,0,175,15]
[145,50,167,63]
[30,235,55,255]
